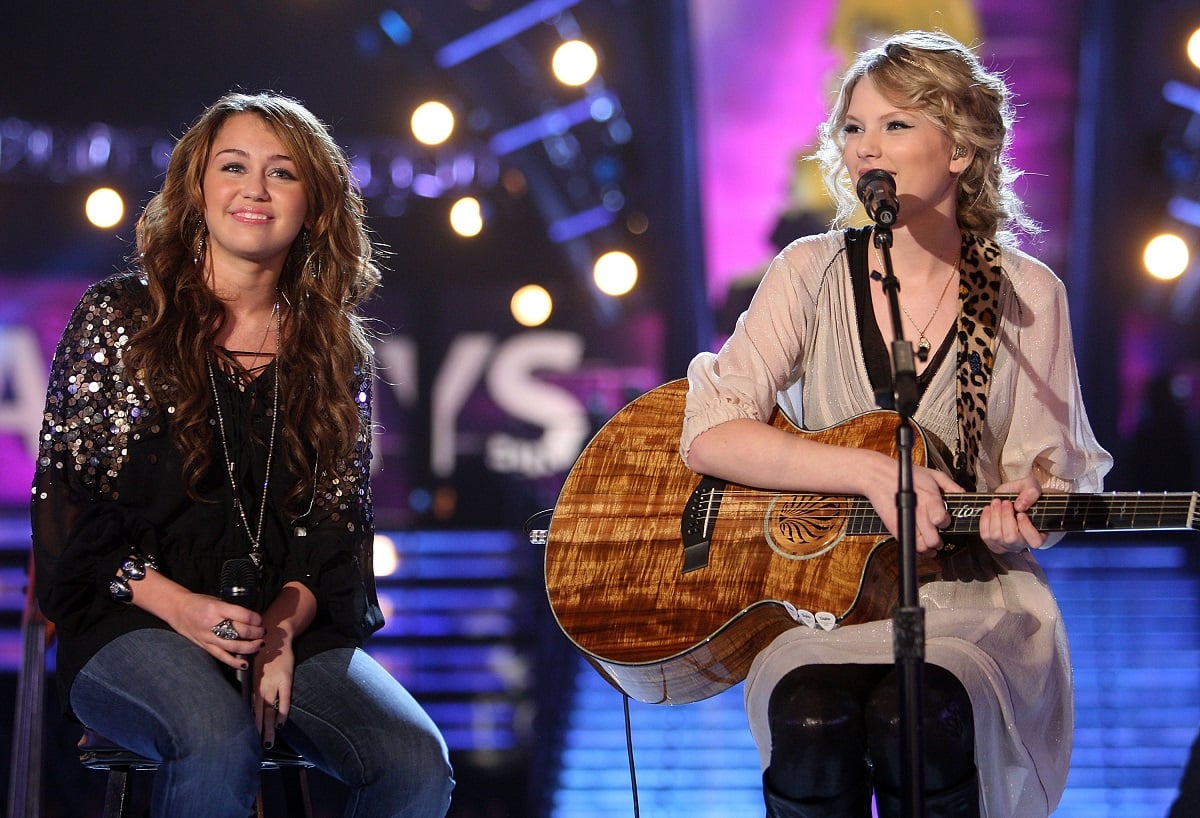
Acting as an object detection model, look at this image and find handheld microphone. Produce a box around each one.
[220,557,260,706]
[856,169,899,226]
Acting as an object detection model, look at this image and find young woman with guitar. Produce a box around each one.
[681,30,1112,818]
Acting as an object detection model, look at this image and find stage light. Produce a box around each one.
[1188,28,1200,71]
[450,196,484,237]
[435,0,582,68]
[489,91,619,156]
[547,205,614,243]
[1169,196,1200,227]
[552,40,598,87]
[374,533,400,577]
[87,126,112,169]
[85,187,124,228]
[1144,232,1190,281]
[378,9,412,47]
[601,188,625,211]
[511,284,553,327]
[412,101,455,146]
[501,167,528,196]
[625,211,649,235]
[593,250,637,296]
[351,156,374,194]
[589,95,616,122]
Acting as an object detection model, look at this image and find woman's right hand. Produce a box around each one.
[128,570,265,669]
[862,455,962,554]
[175,592,266,670]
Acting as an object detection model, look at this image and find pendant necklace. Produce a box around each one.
[207,299,281,568]
[872,243,960,362]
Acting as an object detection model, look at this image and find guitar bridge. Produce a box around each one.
[681,476,724,573]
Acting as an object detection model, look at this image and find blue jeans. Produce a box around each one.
[71,629,454,818]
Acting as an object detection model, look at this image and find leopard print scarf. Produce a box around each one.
[954,231,1004,490]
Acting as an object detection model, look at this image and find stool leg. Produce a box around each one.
[102,768,132,818]
[281,768,313,818]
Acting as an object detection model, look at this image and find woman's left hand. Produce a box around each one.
[254,635,296,750]
[979,474,1046,553]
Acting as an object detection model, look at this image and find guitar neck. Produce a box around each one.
[847,492,1200,536]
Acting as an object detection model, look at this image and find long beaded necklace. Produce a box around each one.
[206,300,280,568]
[872,242,960,362]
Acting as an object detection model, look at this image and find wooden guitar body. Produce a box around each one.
[544,379,936,704]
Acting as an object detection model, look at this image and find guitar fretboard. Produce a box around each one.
[842,492,1200,536]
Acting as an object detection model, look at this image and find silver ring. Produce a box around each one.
[212,619,240,640]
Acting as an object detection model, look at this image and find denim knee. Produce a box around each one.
[288,647,454,817]
[161,696,260,767]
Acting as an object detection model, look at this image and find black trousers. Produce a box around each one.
[765,663,976,805]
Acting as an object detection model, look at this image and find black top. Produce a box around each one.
[31,273,383,715]
[845,227,954,407]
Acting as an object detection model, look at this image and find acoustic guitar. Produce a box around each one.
[541,379,1199,704]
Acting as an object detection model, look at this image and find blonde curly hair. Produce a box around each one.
[815,30,1039,243]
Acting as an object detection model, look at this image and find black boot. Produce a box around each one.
[763,772,873,818]
[874,773,980,818]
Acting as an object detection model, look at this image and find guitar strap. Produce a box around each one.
[953,231,1004,490]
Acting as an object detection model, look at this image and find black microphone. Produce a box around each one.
[220,557,260,706]
[856,168,899,226]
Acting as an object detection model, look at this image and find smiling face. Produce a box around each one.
[841,75,965,226]
[201,112,310,275]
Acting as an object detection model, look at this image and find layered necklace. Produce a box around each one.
[206,299,281,567]
[872,242,960,362]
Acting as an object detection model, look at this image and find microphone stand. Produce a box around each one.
[872,225,926,818]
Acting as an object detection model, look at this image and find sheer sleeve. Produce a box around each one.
[981,251,1112,495]
[30,275,156,631]
[681,235,830,461]
[284,359,383,642]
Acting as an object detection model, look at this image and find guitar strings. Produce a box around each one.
[700,488,1197,509]
[695,490,1199,530]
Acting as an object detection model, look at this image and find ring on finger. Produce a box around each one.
[211,619,240,640]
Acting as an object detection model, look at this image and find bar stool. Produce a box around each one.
[77,728,314,818]
[10,557,314,817]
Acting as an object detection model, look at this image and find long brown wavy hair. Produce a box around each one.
[816,29,1040,244]
[123,91,381,509]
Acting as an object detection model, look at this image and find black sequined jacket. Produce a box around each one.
[30,273,384,714]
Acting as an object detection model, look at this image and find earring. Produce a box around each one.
[953,145,968,160]
[192,221,208,267]
[302,229,321,281]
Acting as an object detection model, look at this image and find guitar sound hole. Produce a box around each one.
[765,494,847,560]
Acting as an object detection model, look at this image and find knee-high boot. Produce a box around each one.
[873,773,980,818]
[763,772,872,818]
